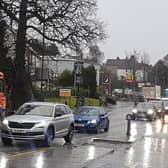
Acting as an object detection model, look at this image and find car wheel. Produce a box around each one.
[132,114,136,120]
[44,127,54,146]
[1,137,12,146]
[95,124,101,134]
[149,116,154,122]
[104,121,109,132]
[64,125,74,143]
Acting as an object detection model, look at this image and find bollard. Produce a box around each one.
[126,114,132,136]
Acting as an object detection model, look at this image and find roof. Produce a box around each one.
[24,101,65,106]
[106,57,149,70]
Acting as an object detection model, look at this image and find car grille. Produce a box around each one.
[1,130,43,136]
[138,111,146,114]
[75,120,88,124]
[137,111,147,117]
[10,132,43,136]
[8,122,35,129]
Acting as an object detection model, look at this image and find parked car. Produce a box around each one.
[132,102,157,121]
[74,106,109,133]
[1,102,74,146]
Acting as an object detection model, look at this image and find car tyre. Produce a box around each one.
[64,125,74,143]
[44,127,54,146]
[1,137,12,146]
[132,114,136,120]
[95,124,101,134]
[104,121,109,132]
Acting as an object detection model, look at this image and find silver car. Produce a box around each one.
[132,102,157,121]
[1,102,74,146]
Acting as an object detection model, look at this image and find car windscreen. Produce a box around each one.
[76,107,100,116]
[163,101,168,106]
[16,104,54,117]
[136,103,154,110]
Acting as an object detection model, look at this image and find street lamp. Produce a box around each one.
[74,60,83,96]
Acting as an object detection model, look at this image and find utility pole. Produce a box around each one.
[40,10,45,101]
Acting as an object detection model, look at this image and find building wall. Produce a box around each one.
[36,57,101,86]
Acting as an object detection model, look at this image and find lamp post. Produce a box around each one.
[40,10,45,101]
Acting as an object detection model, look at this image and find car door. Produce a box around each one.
[99,107,108,128]
[54,105,68,136]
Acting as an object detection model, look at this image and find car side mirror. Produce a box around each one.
[11,110,16,115]
[99,114,105,119]
[54,113,62,117]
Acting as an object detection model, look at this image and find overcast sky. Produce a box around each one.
[97,0,168,65]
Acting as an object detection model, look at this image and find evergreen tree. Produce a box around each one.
[83,65,97,97]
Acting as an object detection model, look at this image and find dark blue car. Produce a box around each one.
[74,106,110,133]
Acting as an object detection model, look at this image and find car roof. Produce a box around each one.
[23,101,65,106]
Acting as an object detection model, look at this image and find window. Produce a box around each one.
[54,105,66,116]
[17,104,54,117]
[99,107,105,115]
[65,105,71,114]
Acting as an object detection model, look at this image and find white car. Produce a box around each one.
[1,102,74,146]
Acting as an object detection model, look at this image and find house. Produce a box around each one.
[100,56,151,95]
[25,43,101,89]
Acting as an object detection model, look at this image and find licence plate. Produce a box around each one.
[11,129,26,133]
[138,113,146,117]
[75,123,84,127]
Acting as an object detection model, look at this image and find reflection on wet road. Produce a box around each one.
[125,118,168,168]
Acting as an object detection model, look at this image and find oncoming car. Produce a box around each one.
[1,102,74,146]
[150,100,164,119]
[132,102,157,121]
[160,98,168,121]
[74,106,109,133]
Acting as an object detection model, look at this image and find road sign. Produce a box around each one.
[103,75,110,84]
[59,89,71,97]
[126,73,134,83]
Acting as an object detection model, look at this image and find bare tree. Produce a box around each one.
[0,0,105,109]
[125,49,150,64]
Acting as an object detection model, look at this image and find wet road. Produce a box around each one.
[0,101,168,168]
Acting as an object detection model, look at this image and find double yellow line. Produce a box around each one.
[6,147,49,160]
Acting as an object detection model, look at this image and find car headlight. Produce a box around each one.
[87,119,97,124]
[34,121,46,128]
[147,109,154,115]
[132,109,137,113]
[2,119,8,126]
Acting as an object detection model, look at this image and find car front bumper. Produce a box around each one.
[75,123,97,131]
[133,113,155,120]
[1,128,45,141]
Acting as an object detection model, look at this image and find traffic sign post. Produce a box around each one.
[74,61,83,96]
